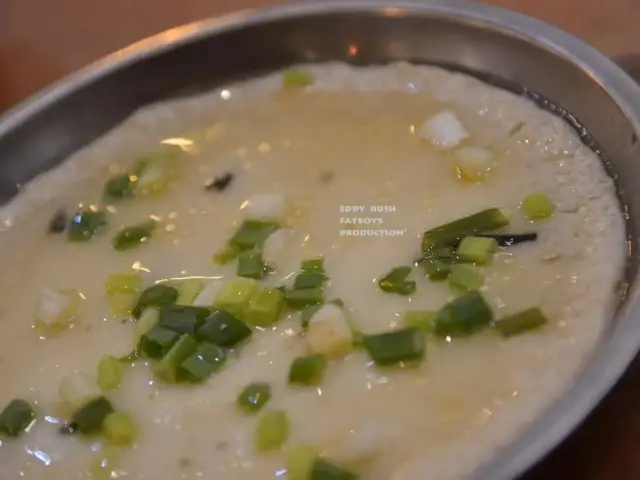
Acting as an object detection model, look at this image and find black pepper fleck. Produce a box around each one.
[48,208,67,234]
[205,172,234,192]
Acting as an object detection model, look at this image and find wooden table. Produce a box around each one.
[1,1,640,478]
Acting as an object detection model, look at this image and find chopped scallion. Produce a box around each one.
[68,208,107,242]
[139,326,181,359]
[294,272,328,290]
[196,310,252,347]
[97,356,123,391]
[71,396,114,434]
[403,310,437,332]
[245,287,285,327]
[0,399,35,437]
[363,327,425,366]
[493,307,548,337]
[237,250,268,279]
[255,410,289,451]
[286,445,318,480]
[448,264,484,292]
[229,220,280,251]
[158,305,212,336]
[378,266,416,296]
[175,278,205,305]
[522,193,555,220]
[285,287,325,310]
[456,236,498,265]
[132,284,178,318]
[103,173,134,202]
[178,342,226,382]
[288,354,328,386]
[132,151,177,196]
[307,303,354,359]
[213,277,261,320]
[134,307,160,338]
[237,382,272,414]
[311,458,358,480]
[433,291,494,337]
[154,334,198,383]
[112,220,157,251]
[421,208,509,253]
[105,273,142,295]
[301,257,325,274]
[103,411,137,446]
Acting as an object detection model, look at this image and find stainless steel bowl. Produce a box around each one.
[1,1,639,478]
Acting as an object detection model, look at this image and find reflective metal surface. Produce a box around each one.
[1,1,640,478]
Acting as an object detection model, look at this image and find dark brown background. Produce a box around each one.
[1,0,640,478]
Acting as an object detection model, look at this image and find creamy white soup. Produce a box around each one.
[0,63,626,480]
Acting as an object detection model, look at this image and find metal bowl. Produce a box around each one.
[1,1,639,478]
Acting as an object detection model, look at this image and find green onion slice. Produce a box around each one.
[112,220,157,251]
[0,399,35,437]
[237,382,272,414]
[68,208,107,242]
[378,266,416,296]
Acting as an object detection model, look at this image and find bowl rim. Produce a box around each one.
[2,1,640,478]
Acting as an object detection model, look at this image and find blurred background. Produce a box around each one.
[1,0,640,478]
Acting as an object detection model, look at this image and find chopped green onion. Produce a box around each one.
[132,284,178,318]
[107,293,136,317]
[245,287,286,327]
[237,382,272,414]
[237,250,268,279]
[132,152,177,196]
[71,396,114,434]
[454,146,495,182]
[448,264,484,292]
[212,244,242,265]
[158,305,212,336]
[68,208,107,242]
[378,266,416,296]
[97,356,123,391]
[196,310,252,347]
[403,310,437,332]
[286,445,318,480]
[139,326,181,359]
[105,273,142,295]
[433,291,493,337]
[522,192,555,220]
[285,287,325,310]
[134,307,160,338]
[175,278,204,305]
[154,334,198,383]
[288,354,328,386]
[419,246,457,281]
[301,257,325,274]
[178,342,226,382]
[283,69,314,88]
[456,236,498,265]
[493,307,548,337]
[59,372,102,411]
[294,272,328,290]
[103,173,133,202]
[363,327,425,366]
[0,399,35,437]
[255,410,290,451]
[311,458,358,480]
[229,220,280,251]
[103,411,137,446]
[112,220,157,251]
[213,277,261,320]
[421,208,509,253]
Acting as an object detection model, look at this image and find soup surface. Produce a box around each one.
[0,63,626,480]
